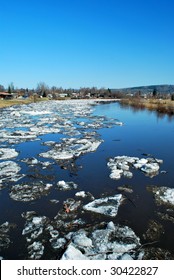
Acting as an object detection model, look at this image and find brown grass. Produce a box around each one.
[120,98,174,115]
[0,97,49,108]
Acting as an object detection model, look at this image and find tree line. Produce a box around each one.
[1,82,174,100]
[0,82,120,98]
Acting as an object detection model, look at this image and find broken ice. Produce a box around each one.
[147,186,174,207]
[83,194,123,217]
[108,155,163,179]
[10,182,52,201]
[0,161,23,182]
[57,180,78,191]
[40,137,103,161]
[0,148,18,160]
[61,222,143,260]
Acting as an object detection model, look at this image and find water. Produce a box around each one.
[0,100,174,259]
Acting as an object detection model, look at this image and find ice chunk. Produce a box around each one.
[83,194,122,217]
[57,180,77,191]
[147,186,174,208]
[0,148,18,159]
[63,198,81,212]
[120,253,134,260]
[27,241,44,259]
[40,138,102,161]
[108,155,163,180]
[107,221,116,230]
[109,168,123,179]
[22,216,47,236]
[72,231,93,247]
[10,182,52,201]
[0,161,22,182]
[61,244,89,260]
[161,188,174,205]
[123,171,133,178]
[0,222,12,250]
[141,162,160,174]
[21,110,51,115]
[50,238,66,250]
[50,199,59,204]
[40,150,74,160]
[75,191,86,197]
[61,222,142,260]
[10,111,21,117]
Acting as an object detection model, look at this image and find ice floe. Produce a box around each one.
[63,198,81,212]
[57,180,78,191]
[61,244,89,260]
[147,186,174,207]
[0,161,23,182]
[40,137,103,161]
[10,182,52,201]
[75,191,87,197]
[108,155,163,179]
[21,110,52,115]
[21,212,49,259]
[21,210,85,259]
[22,215,47,238]
[0,221,14,251]
[0,130,38,144]
[83,194,123,217]
[61,222,143,260]
[50,237,66,250]
[0,148,18,159]
[27,241,44,259]
[50,199,59,204]
[20,198,143,260]
[21,157,52,169]
[72,231,93,247]
[158,188,174,206]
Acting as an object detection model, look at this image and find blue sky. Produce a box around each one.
[0,0,174,89]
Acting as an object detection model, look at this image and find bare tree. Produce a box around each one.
[36,82,49,96]
[0,84,5,92]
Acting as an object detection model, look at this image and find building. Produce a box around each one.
[0,92,13,99]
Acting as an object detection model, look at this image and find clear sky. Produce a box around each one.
[0,0,174,89]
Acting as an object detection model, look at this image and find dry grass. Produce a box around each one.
[0,97,49,108]
[120,98,174,115]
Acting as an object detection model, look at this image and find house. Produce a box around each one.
[59,93,68,98]
[71,92,80,98]
[0,92,13,99]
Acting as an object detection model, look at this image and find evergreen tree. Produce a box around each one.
[8,85,12,94]
[152,88,157,97]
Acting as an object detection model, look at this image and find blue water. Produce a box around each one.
[0,101,174,259]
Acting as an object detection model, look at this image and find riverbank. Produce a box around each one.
[0,98,118,109]
[119,98,174,115]
[0,97,49,108]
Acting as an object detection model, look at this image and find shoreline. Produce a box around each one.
[0,98,119,109]
[119,98,174,115]
[1,97,174,116]
[0,97,50,109]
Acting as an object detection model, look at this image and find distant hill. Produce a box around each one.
[111,85,174,95]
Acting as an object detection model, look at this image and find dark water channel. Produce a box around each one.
[0,100,174,259]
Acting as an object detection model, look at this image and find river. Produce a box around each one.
[0,100,174,259]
